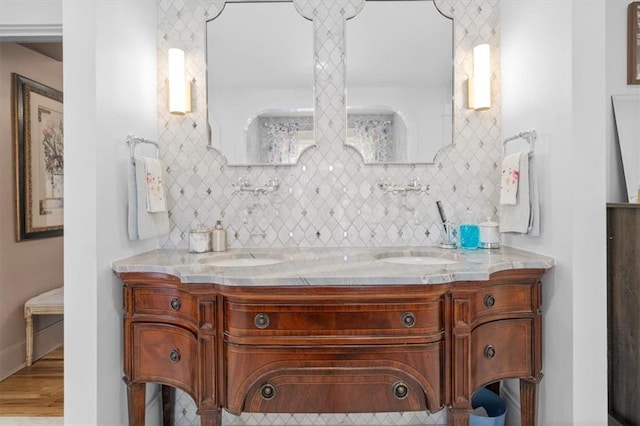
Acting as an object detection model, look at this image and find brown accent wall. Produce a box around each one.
[0,42,64,379]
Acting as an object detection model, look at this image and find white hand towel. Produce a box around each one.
[142,157,166,213]
[528,156,540,236]
[500,152,530,234]
[127,158,169,240]
[500,152,522,205]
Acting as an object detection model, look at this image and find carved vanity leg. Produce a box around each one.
[199,409,222,426]
[520,378,539,426]
[126,382,146,426]
[448,407,472,426]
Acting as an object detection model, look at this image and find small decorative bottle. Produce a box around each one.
[212,220,227,252]
[459,208,480,250]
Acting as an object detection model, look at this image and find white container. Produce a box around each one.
[189,227,211,253]
[212,220,227,252]
[478,221,500,249]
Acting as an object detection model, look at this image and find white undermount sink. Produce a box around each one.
[199,254,284,267]
[375,251,460,266]
[380,256,459,266]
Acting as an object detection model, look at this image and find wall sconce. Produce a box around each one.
[168,48,192,115]
[467,43,491,111]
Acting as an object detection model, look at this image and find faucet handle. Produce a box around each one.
[407,176,429,192]
[377,177,393,192]
[407,177,421,189]
[232,177,251,194]
[265,177,280,192]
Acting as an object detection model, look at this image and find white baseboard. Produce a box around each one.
[0,319,64,380]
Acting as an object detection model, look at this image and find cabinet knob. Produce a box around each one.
[169,348,181,363]
[484,345,496,359]
[170,297,181,311]
[484,295,495,308]
[392,381,409,399]
[260,383,276,400]
[254,313,270,329]
[401,312,416,328]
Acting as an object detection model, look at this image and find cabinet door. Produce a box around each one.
[470,319,533,390]
[132,323,198,397]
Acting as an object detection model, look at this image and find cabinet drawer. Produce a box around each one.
[132,287,197,324]
[225,300,443,342]
[132,323,197,396]
[471,319,532,389]
[472,284,533,322]
[225,342,443,415]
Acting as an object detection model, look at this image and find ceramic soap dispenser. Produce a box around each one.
[212,220,227,252]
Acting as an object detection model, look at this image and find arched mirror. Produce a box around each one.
[346,0,453,164]
[206,1,314,166]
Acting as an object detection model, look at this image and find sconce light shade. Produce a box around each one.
[168,48,191,115]
[468,43,491,111]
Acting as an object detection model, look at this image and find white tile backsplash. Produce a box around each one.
[158,0,501,251]
[158,0,500,424]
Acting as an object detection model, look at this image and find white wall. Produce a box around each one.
[501,1,607,425]
[606,1,640,202]
[63,1,158,425]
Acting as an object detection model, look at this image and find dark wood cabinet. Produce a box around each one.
[607,203,640,426]
[117,269,546,426]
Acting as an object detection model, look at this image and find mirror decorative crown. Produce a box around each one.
[206,0,453,166]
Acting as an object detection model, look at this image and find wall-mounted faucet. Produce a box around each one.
[232,177,280,198]
[378,177,429,222]
[377,177,429,195]
[232,177,280,239]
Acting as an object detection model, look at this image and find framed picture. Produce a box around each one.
[13,73,64,240]
[629,1,640,84]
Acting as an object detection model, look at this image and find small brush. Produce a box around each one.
[436,201,448,234]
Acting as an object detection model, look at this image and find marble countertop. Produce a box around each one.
[111,246,555,286]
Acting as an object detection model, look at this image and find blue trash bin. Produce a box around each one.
[469,388,506,426]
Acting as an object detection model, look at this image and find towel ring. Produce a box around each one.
[127,134,160,164]
[502,129,536,157]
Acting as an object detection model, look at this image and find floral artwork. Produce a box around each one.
[13,74,64,240]
[40,109,64,203]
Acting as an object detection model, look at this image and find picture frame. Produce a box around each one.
[13,73,64,240]
[628,1,640,84]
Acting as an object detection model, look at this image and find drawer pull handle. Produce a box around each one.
[401,312,416,328]
[260,383,276,400]
[392,382,409,399]
[169,348,181,363]
[484,295,496,308]
[484,345,496,359]
[254,313,270,329]
[170,297,181,311]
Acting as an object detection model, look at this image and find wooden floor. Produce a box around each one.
[0,346,63,417]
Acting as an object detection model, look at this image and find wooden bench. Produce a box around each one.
[24,286,63,367]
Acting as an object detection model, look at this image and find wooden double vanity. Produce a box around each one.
[113,247,553,426]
